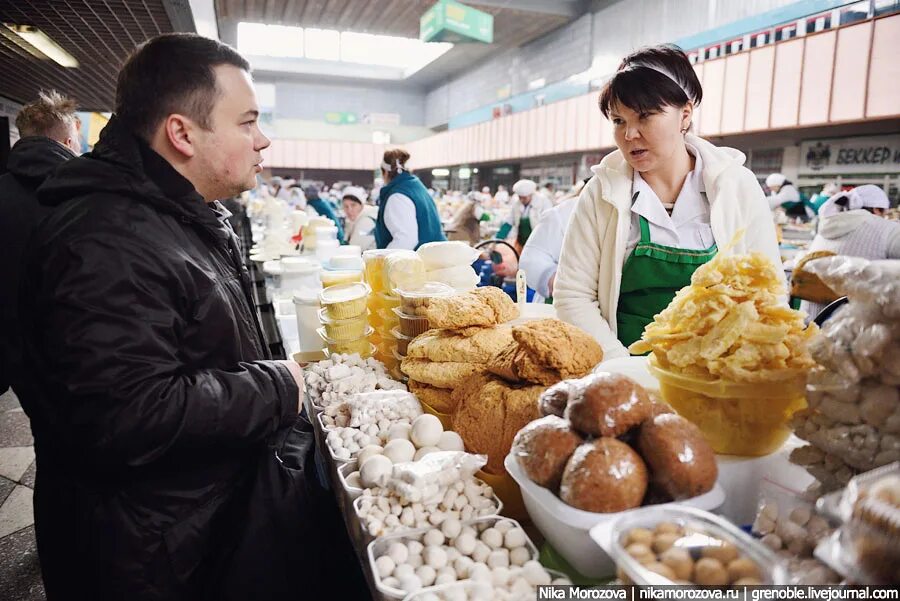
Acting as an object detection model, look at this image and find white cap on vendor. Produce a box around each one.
[819,184,890,217]
[765,173,786,190]
[513,179,537,197]
[342,186,367,204]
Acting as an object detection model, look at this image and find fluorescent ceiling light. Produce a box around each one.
[237,22,452,77]
[5,24,78,68]
[528,78,546,90]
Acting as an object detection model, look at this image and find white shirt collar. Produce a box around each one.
[631,144,706,232]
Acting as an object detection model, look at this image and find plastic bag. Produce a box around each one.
[417,241,481,270]
[383,250,426,293]
[805,257,900,318]
[425,264,480,290]
[387,451,487,504]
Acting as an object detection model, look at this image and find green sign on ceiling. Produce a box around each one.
[324,111,358,125]
[420,0,494,44]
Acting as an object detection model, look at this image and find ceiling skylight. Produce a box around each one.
[237,22,452,77]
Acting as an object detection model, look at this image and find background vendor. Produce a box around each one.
[305,184,345,242]
[554,44,783,360]
[497,178,553,251]
[374,148,446,250]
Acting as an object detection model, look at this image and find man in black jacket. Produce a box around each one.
[18,34,310,600]
[0,91,80,395]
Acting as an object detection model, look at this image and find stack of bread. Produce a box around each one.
[512,373,719,512]
[400,286,605,476]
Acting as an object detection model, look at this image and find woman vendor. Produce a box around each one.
[554,44,783,360]
[374,148,446,250]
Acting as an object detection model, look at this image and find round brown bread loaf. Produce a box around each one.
[559,438,648,512]
[565,372,653,437]
[637,413,718,500]
[512,415,583,491]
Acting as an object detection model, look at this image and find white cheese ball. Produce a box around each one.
[491,566,512,587]
[359,454,393,488]
[406,552,423,569]
[387,542,408,565]
[453,555,474,579]
[374,555,395,579]
[454,532,477,556]
[357,445,384,468]
[388,423,412,441]
[435,567,457,586]
[523,560,551,586]
[469,562,492,583]
[509,546,531,567]
[381,576,399,590]
[410,414,443,448]
[424,546,448,570]
[382,439,416,464]
[397,574,422,593]
[407,540,424,556]
[487,549,510,569]
[472,541,491,563]
[415,565,436,587]
[441,517,462,540]
[393,564,415,581]
[504,527,528,550]
[414,446,441,461]
[481,527,503,549]
[437,430,465,452]
[423,528,445,547]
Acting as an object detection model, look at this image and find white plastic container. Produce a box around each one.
[337,460,363,503]
[315,238,341,264]
[504,453,726,578]
[367,516,533,600]
[334,244,362,258]
[315,225,339,241]
[280,257,321,292]
[292,291,326,353]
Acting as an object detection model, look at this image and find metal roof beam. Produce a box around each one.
[469,0,591,18]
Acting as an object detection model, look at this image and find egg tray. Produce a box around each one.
[366,516,536,600]
[353,483,505,545]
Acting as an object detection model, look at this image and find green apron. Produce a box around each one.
[516,215,533,246]
[616,213,717,349]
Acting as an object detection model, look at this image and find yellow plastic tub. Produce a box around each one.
[318,327,374,357]
[362,249,396,294]
[319,282,369,320]
[317,309,368,341]
[320,269,363,288]
[370,291,401,313]
[648,357,807,456]
[477,468,528,522]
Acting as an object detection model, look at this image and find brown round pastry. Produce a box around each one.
[539,380,576,417]
[637,413,718,500]
[512,415,582,490]
[559,438,648,512]
[565,372,653,437]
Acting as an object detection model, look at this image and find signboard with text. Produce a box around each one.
[799,135,900,175]
[421,0,493,44]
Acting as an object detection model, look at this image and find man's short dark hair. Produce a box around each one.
[115,33,251,140]
[599,44,703,118]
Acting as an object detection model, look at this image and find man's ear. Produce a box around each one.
[164,114,196,158]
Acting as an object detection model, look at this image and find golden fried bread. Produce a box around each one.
[513,319,604,378]
[400,357,485,389]
[408,379,456,413]
[451,374,543,474]
[424,287,520,330]
[406,325,514,364]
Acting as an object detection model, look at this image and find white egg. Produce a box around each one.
[382,439,416,464]
[414,446,440,461]
[359,454,393,488]
[410,414,443,448]
[504,528,528,550]
[437,430,465,452]
[387,542,409,565]
[423,528,445,547]
[357,445,384,467]
[374,555,395,578]
[387,422,412,441]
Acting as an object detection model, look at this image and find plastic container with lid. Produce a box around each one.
[327,255,364,271]
[315,238,341,264]
[382,250,426,293]
[504,453,726,577]
[317,327,375,357]
[424,264,480,291]
[591,505,788,586]
[293,291,326,353]
[362,249,397,293]
[320,269,363,288]
[392,307,430,338]
[314,225,338,241]
[398,281,455,315]
[334,244,362,258]
[370,291,401,313]
[390,326,414,356]
[319,282,370,320]
[648,357,807,456]
[279,257,321,293]
[317,308,368,341]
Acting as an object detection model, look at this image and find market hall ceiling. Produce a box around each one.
[0,0,196,111]
[215,0,591,86]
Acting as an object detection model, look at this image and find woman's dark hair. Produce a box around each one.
[116,33,251,140]
[599,45,702,118]
[383,148,411,175]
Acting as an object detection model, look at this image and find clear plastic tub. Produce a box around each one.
[504,453,726,577]
[393,307,431,338]
[398,282,456,315]
[371,291,401,313]
[363,249,397,293]
[320,268,363,288]
[317,308,368,341]
[391,326,414,356]
[383,251,426,293]
[591,505,788,586]
[319,282,370,320]
[337,460,364,503]
[317,327,375,357]
[367,516,528,599]
[648,357,807,456]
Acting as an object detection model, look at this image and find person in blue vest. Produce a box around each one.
[304,184,345,242]
[374,148,446,249]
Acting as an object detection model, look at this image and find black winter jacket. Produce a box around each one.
[19,117,300,600]
[0,136,74,394]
